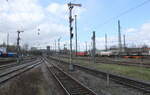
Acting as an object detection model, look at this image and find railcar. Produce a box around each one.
[0,52,17,57]
[97,51,113,57]
[0,52,2,56]
[75,52,88,56]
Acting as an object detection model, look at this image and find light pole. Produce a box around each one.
[68,2,82,71]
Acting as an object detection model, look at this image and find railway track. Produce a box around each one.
[44,58,98,95]
[96,58,150,68]
[60,56,150,68]
[0,56,36,65]
[0,58,42,85]
[0,57,37,71]
[0,59,16,65]
[0,63,18,70]
[50,57,150,94]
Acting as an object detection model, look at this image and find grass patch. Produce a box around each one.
[60,57,150,81]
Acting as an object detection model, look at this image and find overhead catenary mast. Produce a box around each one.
[58,37,61,63]
[105,34,108,51]
[58,37,61,54]
[85,41,87,53]
[75,15,78,56]
[7,32,9,52]
[118,20,122,54]
[92,31,96,64]
[55,40,56,54]
[123,34,126,50]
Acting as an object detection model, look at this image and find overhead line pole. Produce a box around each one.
[92,31,96,64]
[118,20,122,55]
[75,15,78,56]
[123,34,126,51]
[58,37,61,63]
[7,32,9,52]
[55,40,56,54]
[105,34,108,51]
[68,2,81,71]
[85,41,87,53]
[58,37,61,54]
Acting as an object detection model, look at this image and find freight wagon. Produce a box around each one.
[75,52,88,56]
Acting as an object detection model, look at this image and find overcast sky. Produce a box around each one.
[0,0,150,51]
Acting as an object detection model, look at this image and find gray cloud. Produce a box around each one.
[0,0,70,49]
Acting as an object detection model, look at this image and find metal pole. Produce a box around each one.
[105,34,108,51]
[68,2,81,71]
[88,44,91,63]
[55,40,56,55]
[58,39,59,54]
[69,3,74,71]
[17,31,20,63]
[92,31,96,64]
[85,41,87,53]
[64,44,65,54]
[58,37,61,54]
[78,44,80,52]
[58,38,61,63]
[7,32,9,52]
[118,20,122,55]
[106,73,110,87]
[17,30,23,63]
[37,29,40,50]
[75,15,78,56]
[123,34,126,50]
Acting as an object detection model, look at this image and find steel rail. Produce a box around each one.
[0,58,42,85]
[50,57,150,94]
[0,58,37,71]
[59,56,150,68]
[44,58,98,95]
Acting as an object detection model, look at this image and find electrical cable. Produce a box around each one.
[98,0,150,28]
